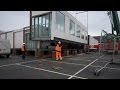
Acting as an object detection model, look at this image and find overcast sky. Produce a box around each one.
[0,11,112,36]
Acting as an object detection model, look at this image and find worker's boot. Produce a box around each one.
[60,57,62,61]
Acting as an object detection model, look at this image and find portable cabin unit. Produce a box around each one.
[30,11,88,53]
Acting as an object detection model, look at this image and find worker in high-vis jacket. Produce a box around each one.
[21,43,26,60]
[55,41,62,61]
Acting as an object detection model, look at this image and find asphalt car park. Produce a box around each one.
[0,52,120,79]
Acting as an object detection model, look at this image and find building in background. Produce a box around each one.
[88,35,99,51]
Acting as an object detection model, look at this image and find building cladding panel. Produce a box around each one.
[6,32,13,48]
[14,29,23,48]
[31,11,88,44]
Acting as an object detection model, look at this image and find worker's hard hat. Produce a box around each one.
[58,41,61,44]
[23,43,25,45]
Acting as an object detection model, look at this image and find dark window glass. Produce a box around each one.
[35,17,39,37]
[39,17,42,37]
[81,29,84,39]
[76,25,80,38]
[56,11,65,32]
[32,18,34,38]
[70,20,75,36]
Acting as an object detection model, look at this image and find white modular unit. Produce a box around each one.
[89,36,98,45]
[6,31,14,48]
[31,11,88,44]
[51,11,88,44]
[14,29,23,49]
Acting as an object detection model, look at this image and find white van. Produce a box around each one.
[0,39,11,58]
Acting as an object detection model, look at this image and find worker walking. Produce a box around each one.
[21,43,26,60]
[55,41,62,61]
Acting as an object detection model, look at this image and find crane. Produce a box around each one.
[107,11,120,36]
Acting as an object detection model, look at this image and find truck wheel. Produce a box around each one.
[6,55,10,58]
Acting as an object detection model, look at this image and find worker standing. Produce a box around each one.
[55,41,62,61]
[21,43,26,60]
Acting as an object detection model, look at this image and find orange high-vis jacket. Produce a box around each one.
[21,45,25,52]
[55,44,62,52]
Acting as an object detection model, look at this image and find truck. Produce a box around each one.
[0,39,11,58]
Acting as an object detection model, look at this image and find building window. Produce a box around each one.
[44,14,50,36]
[39,16,42,36]
[42,16,46,36]
[81,29,84,39]
[32,18,35,38]
[117,11,120,23]
[85,31,88,40]
[35,17,39,38]
[70,20,75,36]
[56,11,65,32]
[76,25,80,38]
[32,12,51,38]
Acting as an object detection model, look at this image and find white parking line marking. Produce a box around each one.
[68,59,98,79]
[66,58,109,63]
[68,58,92,61]
[1,57,120,72]
[17,64,87,79]
[41,59,120,71]
[40,59,87,66]
[0,60,40,68]
[0,63,17,68]
[68,55,104,79]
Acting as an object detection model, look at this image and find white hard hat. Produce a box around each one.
[58,41,61,44]
[23,43,25,45]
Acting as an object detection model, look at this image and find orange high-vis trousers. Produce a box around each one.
[56,51,62,60]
